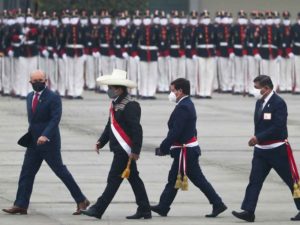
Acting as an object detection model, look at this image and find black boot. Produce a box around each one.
[126,211,152,219]
[291,212,300,221]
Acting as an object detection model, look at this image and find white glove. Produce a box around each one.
[229,52,235,60]
[62,53,67,61]
[288,52,295,58]
[122,52,129,59]
[19,35,25,44]
[53,53,58,60]
[276,56,282,63]
[254,54,261,61]
[134,55,140,61]
[192,55,198,60]
[42,49,49,57]
[8,50,14,57]
[93,52,100,58]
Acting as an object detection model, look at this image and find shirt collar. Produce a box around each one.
[34,88,45,96]
[263,91,274,104]
[176,95,189,105]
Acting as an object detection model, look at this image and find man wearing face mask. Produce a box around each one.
[151,78,227,218]
[232,75,300,222]
[82,69,151,220]
[2,70,90,216]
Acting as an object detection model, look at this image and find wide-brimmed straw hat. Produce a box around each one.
[96,69,137,88]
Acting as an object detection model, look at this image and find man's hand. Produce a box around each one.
[37,136,49,145]
[248,136,258,147]
[130,153,140,161]
[95,141,101,154]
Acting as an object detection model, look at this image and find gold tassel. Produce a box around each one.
[121,158,132,179]
[181,175,189,191]
[175,174,182,189]
[293,182,300,199]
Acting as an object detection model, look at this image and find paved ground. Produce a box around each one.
[1,91,300,225]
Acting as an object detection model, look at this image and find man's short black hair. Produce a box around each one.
[253,75,274,89]
[171,78,190,95]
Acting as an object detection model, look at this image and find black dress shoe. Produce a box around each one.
[81,207,102,219]
[150,205,169,217]
[205,203,227,217]
[291,212,300,221]
[126,211,152,219]
[232,210,255,222]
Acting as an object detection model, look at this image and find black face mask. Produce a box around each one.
[107,89,118,99]
[32,82,46,92]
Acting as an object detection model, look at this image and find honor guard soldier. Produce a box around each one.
[231,10,248,95]
[135,10,159,99]
[259,11,282,90]
[64,10,86,99]
[153,10,161,29]
[112,12,129,71]
[193,10,217,99]
[84,11,100,91]
[279,11,293,93]
[157,11,170,93]
[292,12,300,94]
[169,10,185,81]
[183,10,197,96]
[19,9,39,98]
[98,10,114,92]
[216,11,234,93]
[245,11,261,96]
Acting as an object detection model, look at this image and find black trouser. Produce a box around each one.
[241,145,300,213]
[158,149,223,210]
[93,150,150,216]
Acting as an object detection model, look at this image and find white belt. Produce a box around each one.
[100,43,109,47]
[282,43,286,47]
[248,43,254,47]
[186,45,191,49]
[24,40,35,45]
[47,46,54,51]
[255,142,285,149]
[115,44,128,48]
[220,42,228,47]
[261,44,278,49]
[197,44,215,48]
[170,45,180,49]
[12,43,21,47]
[234,44,243,49]
[67,44,84,49]
[294,42,300,47]
[139,45,158,50]
[170,140,199,150]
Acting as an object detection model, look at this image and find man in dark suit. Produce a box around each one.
[151,78,227,217]
[2,70,89,215]
[232,75,300,222]
[81,69,151,220]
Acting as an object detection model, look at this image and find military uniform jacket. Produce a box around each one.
[84,24,100,55]
[182,25,196,58]
[157,25,170,57]
[99,24,114,56]
[245,24,260,56]
[112,26,129,58]
[216,24,233,57]
[9,24,23,57]
[21,25,39,57]
[280,24,293,58]
[168,24,185,57]
[64,24,86,57]
[39,25,59,59]
[193,24,217,58]
[136,25,159,62]
[259,25,282,60]
[2,24,12,57]
[127,24,140,57]
[291,23,300,56]
[98,93,143,155]
[231,24,247,56]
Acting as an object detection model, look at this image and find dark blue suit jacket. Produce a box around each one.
[160,96,200,156]
[254,93,288,144]
[26,88,62,150]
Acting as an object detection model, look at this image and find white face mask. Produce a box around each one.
[215,17,221,24]
[126,18,131,24]
[190,19,198,25]
[102,17,112,25]
[266,19,273,25]
[180,18,188,24]
[42,19,50,26]
[153,17,160,24]
[228,17,233,24]
[133,18,142,26]
[221,17,229,24]
[70,17,79,25]
[238,18,248,25]
[172,18,180,25]
[50,19,58,26]
[283,19,290,26]
[160,18,168,26]
[26,16,35,24]
[80,19,88,26]
[252,19,261,25]
[274,18,281,25]
[118,19,127,27]
[62,17,69,25]
[253,88,263,99]
[143,18,152,26]
[8,19,16,26]
[201,18,211,25]
[168,92,177,103]
[91,18,99,25]
[17,17,25,24]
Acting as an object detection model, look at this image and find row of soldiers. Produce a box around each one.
[1,8,300,99]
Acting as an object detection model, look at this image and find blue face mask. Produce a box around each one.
[107,89,118,99]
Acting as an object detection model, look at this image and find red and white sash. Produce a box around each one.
[110,104,132,155]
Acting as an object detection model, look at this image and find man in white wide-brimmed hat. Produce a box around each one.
[82,69,152,220]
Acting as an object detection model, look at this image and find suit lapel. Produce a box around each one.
[27,92,34,120]
[32,88,49,119]
[256,94,276,124]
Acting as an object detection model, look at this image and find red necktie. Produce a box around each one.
[32,93,39,113]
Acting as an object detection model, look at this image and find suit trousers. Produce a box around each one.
[14,146,86,208]
[241,145,300,213]
[158,149,223,210]
[93,150,150,216]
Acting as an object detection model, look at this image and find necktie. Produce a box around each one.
[32,93,39,113]
[257,99,264,118]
